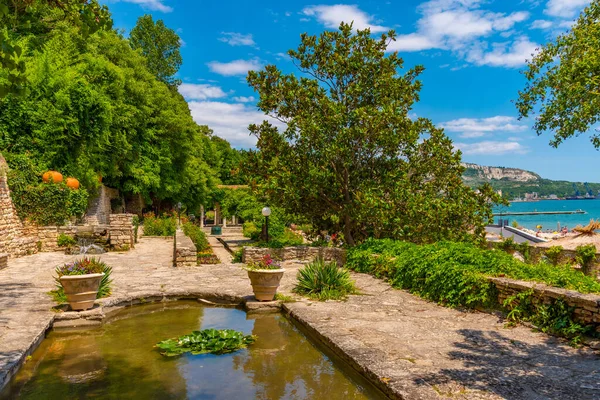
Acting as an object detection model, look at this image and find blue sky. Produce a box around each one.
[101,0,599,182]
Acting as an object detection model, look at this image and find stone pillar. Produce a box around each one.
[232,215,236,225]
[200,206,204,228]
[223,216,227,228]
[215,203,221,225]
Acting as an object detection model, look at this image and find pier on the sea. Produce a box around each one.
[493,209,586,216]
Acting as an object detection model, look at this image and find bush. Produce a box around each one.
[57,233,77,247]
[347,239,600,341]
[347,240,600,307]
[576,244,597,271]
[293,258,357,301]
[143,214,176,236]
[6,154,89,226]
[243,221,260,240]
[256,228,304,248]
[182,222,209,251]
[545,246,564,266]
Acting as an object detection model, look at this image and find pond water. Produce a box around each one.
[1,301,386,400]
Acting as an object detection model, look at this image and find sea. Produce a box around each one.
[492,199,600,231]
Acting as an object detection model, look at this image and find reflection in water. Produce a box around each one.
[2,301,384,400]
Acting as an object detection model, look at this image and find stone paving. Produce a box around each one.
[1,235,600,399]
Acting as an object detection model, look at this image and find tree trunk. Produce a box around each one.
[344,214,355,247]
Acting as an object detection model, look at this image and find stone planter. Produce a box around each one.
[246,269,285,301]
[59,273,104,311]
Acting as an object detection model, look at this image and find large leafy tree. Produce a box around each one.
[129,14,182,87]
[0,10,217,212]
[0,0,112,96]
[246,23,500,246]
[517,1,600,149]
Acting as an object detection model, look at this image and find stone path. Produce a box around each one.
[1,236,600,399]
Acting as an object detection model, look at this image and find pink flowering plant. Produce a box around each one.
[245,254,282,271]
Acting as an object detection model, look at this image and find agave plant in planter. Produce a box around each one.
[54,257,112,311]
[244,254,285,301]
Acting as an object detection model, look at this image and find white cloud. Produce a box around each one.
[115,0,172,12]
[545,0,590,17]
[388,0,534,67]
[388,33,437,51]
[302,5,389,32]
[178,84,227,100]
[441,116,528,134]
[467,36,538,67]
[454,141,528,155]
[531,19,553,29]
[218,32,256,47]
[207,59,262,76]
[232,96,256,103]
[188,101,281,148]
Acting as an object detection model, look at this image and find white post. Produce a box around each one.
[200,206,204,228]
[223,216,227,228]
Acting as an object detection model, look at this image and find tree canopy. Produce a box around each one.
[0,0,112,96]
[0,3,239,214]
[245,23,500,246]
[517,1,600,149]
[130,14,182,87]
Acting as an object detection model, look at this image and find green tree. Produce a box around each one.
[129,14,182,87]
[246,23,500,246]
[516,1,600,149]
[0,0,112,96]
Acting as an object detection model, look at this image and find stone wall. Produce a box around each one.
[22,224,78,252]
[108,214,135,251]
[85,185,120,225]
[0,155,38,258]
[491,277,600,329]
[242,246,346,265]
[174,229,196,267]
[0,253,7,270]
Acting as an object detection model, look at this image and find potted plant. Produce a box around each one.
[244,254,285,301]
[56,258,107,311]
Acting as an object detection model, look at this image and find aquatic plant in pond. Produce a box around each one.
[155,329,256,356]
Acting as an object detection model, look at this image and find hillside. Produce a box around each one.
[462,163,600,198]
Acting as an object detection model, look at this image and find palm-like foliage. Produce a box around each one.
[293,258,356,301]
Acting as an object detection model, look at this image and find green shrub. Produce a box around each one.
[256,228,304,248]
[6,154,89,226]
[57,233,77,247]
[576,244,597,271]
[545,246,564,266]
[182,222,209,251]
[243,221,260,240]
[504,290,594,344]
[497,237,517,253]
[293,258,357,301]
[347,240,600,303]
[516,242,531,262]
[232,248,243,263]
[143,214,176,236]
[347,239,600,341]
[511,220,519,228]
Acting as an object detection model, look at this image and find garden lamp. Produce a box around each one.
[262,207,271,242]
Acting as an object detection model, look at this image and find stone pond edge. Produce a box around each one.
[0,292,401,399]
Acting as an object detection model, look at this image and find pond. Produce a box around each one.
[1,301,386,399]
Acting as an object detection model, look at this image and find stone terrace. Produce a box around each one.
[1,236,600,399]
